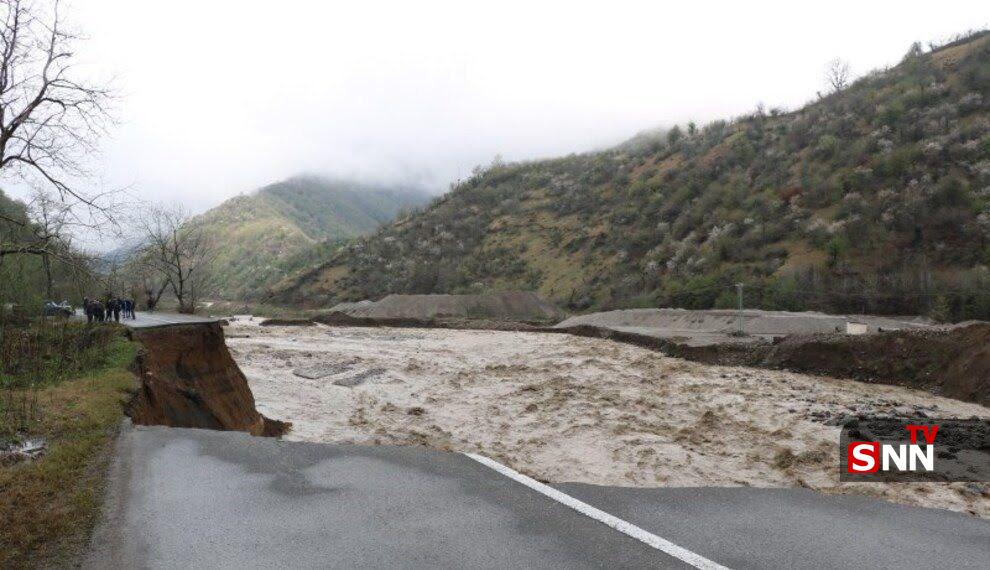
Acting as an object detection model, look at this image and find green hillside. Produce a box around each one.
[270,32,990,321]
[196,176,429,299]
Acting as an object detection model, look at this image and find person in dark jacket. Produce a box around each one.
[108,298,121,323]
[84,297,92,323]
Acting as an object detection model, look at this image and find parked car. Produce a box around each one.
[43,300,74,318]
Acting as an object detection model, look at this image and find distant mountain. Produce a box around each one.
[196,176,430,299]
[269,32,990,322]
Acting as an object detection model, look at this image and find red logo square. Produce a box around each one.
[847,441,879,473]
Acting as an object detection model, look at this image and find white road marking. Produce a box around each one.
[465,453,730,570]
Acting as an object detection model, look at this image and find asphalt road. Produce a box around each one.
[559,484,990,569]
[86,424,684,569]
[121,311,218,329]
[86,424,990,569]
[77,309,217,329]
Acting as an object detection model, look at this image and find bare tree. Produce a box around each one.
[25,189,70,297]
[0,0,115,210]
[0,0,117,293]
[824,58,851,93]
[138,205,214,313]
[125,252,169,311]
[0,188,98,310]
[2,189,77,264]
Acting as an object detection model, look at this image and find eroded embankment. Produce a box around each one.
[557,322,990,407]
[126,323,288,436]
[754,323,990,406]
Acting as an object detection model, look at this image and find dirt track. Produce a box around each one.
[226,319,990,517]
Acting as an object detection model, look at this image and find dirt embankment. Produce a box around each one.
[557,322,990,407]
[750,323,990,406]
[126,323,288,436]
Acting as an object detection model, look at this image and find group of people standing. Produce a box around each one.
[84,296,136,323]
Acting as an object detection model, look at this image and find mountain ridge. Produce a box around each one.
[269,32,990,321]
[194,176,430,299]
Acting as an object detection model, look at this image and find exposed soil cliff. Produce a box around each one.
[127,323,288,436]
[754,323,990,406]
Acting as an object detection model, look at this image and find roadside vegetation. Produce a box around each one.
[0,2,138,565]
[0,320,136,568]
[1,191,103,313]
[273,31,990,322]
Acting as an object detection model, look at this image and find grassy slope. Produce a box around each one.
[0,330,137,569]
[271,32,990,320]
[195,176,429,300]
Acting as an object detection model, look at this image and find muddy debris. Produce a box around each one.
[261,318,314,327]
[293,362,354,380]
[334,368,386,387]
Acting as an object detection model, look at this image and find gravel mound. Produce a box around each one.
[327,300,374,313]
[333,291,565,323]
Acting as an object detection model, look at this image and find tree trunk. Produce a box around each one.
[43,253,53,299]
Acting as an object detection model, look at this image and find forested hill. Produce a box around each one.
[270,32,990,321]
[195,176,430,299]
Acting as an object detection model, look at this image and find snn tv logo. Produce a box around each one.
[847,425,938,474]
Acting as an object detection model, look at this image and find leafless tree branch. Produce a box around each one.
[0,0,117,226]
[824,58,851,93]
[135,204,215,313]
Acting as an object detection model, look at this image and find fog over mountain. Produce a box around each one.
[4,1,985,216]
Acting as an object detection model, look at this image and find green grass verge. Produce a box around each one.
[0,333,138,568]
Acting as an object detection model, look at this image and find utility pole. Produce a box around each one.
[735,283,744,335]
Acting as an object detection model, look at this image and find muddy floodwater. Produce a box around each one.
[225,318,990,517]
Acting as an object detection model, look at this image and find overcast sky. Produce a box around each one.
[12,0,987,213]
